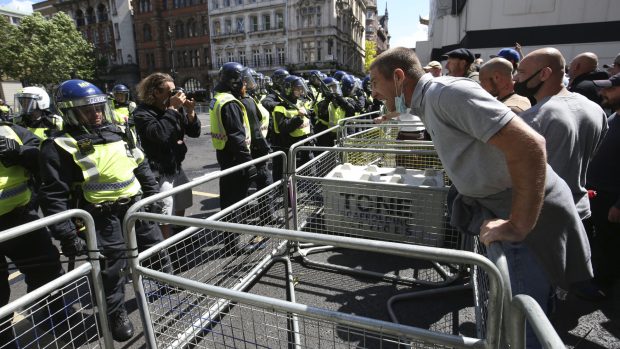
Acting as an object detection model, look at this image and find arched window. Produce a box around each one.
[86,7,95,24]
[96,3,108,22]
[143,23,152,41]
[75,9,85,27]
[184,78,202,91]
[162,0,167,10]
[187,18,196,37]
[175,20,184,39]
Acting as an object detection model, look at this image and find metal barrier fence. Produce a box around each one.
[508,295,565,349]
[0,209,112,349]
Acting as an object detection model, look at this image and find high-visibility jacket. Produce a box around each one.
[113,101,136,125]
[53,135,143,204]
[328,102,346,131]
[210,92,250,150]
[21,114,64,140]
[0,125,30,216]
[252,96,270,139]
[272,105,311,138]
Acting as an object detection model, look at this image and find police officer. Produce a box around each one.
[110,84,136,126]
[13,86,63,140]
[272,75,314,175]
[210,62,253,210]
[362,75,383,114]
[38,79,167,342]
[0,121,64,349]
[0,99,12,121]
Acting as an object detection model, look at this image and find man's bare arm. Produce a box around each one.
[481,116,547,244]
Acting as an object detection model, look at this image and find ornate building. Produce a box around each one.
[208,0,367,82]
[364,0,389,54]
[132,0,211,92]
[35,0,140,89]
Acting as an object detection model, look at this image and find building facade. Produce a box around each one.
[132,0,211,93]
[36,0,140,90]
[208,0,367,82]
[416,0,620,67]
[364,0,389,54]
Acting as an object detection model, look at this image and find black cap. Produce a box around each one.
[593,73,620,88]
[441,48,475,64]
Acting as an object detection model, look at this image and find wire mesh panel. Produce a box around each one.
[1,274,102,349]
[472,237,491,340]
[142,277,455,349]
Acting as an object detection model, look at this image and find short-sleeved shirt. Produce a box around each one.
[500,93,531,114]
[520,92,608,219]
[410,74,515,198]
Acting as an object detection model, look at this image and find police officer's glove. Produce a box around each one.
[61,236,87,257]
[144,200,165,214]
[0,136,20,160]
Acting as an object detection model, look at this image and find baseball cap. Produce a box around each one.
[490,48,521,62]
[424,61,442,69]
[592,73,620,88]
[441,48,475,64]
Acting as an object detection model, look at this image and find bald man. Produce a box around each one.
[517,48,608,220]
[568,52,610,106]
[480,57,531,114]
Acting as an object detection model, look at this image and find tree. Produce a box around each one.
[0,12,95,86]
[364,40,378,73]
[0,16,17,78]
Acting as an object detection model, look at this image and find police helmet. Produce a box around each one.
[322,77,342,96]
[340,75,358,97]
[244,68,259,93]
[362,75,371,94]
[333,70,348,81]
[55,79,116,129]
[283,75,308,101]
[218,62,255,97]
[308,70,323,87]
[271,69,290,92]
[112,84,130,104]
[14,86,51,119]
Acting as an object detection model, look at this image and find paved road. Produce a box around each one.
[6,111,620,348]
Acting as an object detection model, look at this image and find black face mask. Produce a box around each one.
[514,68,544,99]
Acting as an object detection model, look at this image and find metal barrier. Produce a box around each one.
[508,295,565,349]
[0,209,112,349]
[126,216,504,348]
[124,152,289,349]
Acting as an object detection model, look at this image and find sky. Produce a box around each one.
[377,0,429,48]
[1,0,430,48]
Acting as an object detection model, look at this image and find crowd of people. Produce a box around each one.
[0,44,618,347]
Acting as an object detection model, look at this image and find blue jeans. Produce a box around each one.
[503,242,553,349]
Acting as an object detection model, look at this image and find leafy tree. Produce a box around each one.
[0,12,95,86]
[364,40,378,73]
[0,16,17,78]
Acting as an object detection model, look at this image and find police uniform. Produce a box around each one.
[0,104,10,121]
[272,101,313,177]
[210,91,253,209]
[14,112,64,140]
[0,122,63,347]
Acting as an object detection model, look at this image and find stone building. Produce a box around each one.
[364,0,389,54]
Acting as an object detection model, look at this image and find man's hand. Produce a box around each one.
[0,136,20,159]
[60,236,87,257]
[184,98,196,121]
[479,218,527,246]
[608,206,620,223]
[168,91,186,109]
[373,111,399,124]
[144,200,165,214]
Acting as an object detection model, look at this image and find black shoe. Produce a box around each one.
[109,308,134,342]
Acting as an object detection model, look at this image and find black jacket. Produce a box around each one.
[133,104,201,176]
[241,96,271,157]
[569,69,610,106]
[38,125,160,240]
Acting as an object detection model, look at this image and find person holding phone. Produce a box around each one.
[133,73,201,238]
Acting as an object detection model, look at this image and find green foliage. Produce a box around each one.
[364,40,378,73]
[0,12,95,85]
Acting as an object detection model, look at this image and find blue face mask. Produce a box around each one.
[394,75,407,114]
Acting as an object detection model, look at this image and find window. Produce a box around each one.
[212,0,218,9]
[262,14,270,30]
[227,51,234,62]
[111,0,117,15]
[302,41,315,62]
[93,29,99,43]
[185,78,202,91]
[187,19,197,37]
[367,10,373,19]
[75,10,85,27]
[236,0,242,4]
[250,16,258,31]
[238,50,246,66]
[236,17,244,33]
[117,49,123,64]
[103,26,111,43]
[277,47,285,65]
[114,23,120,40]
[175,20,184,38]
[143,23,152,41]
[213,21,221,35]
[276,12,283,29]
[317,43,321,61]
[264,48,273,66]
[146,53,155,70]
[162,0,167,10]
[223,0,229,6]
[86,7,95,24]
[216,53,223,68]
[201,16,208,35]
[204,48,210,66]
[252,49,260,67]
[97,4,108,22]
[224,19,232,34]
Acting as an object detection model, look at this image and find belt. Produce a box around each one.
[82,196,139,216]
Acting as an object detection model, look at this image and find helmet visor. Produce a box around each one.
[327,82,342,96]
[14,93,39,117]
[114,91,129,104]
[292,80,309,100]
[57,94,116,128]
[241,68,257,92]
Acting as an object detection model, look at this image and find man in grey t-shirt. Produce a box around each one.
[516,48,608,219]
[370,48,592,346]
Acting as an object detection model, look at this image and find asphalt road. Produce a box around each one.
[6,111,620,349]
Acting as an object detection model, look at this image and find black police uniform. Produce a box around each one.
[0,123,64,348]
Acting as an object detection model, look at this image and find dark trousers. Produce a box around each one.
[0,206,63,349]
[588,190,620,287]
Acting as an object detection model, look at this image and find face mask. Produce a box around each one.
[514,68,544,98]
[394,74,408,114]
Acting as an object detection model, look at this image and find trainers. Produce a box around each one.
[109,308,134,342]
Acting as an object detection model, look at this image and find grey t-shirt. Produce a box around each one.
[520,92,608,219]
[410,74,515,198]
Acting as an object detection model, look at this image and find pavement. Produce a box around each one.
[6,112,620,348]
